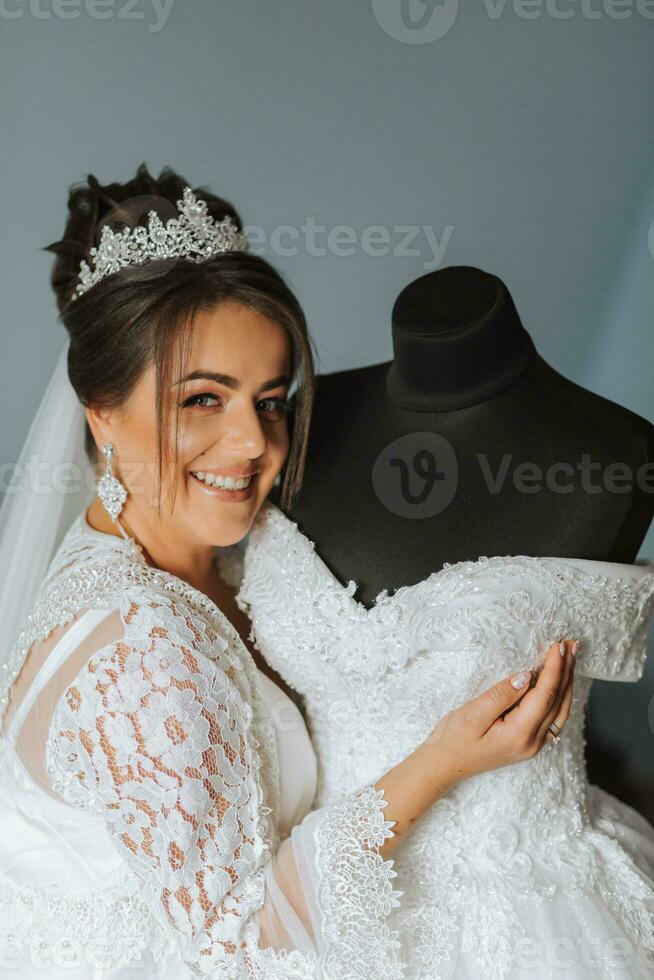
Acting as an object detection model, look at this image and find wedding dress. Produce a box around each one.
[231,497,654,980]
[0,509,405,979]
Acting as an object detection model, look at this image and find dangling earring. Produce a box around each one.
[97,442,128,522]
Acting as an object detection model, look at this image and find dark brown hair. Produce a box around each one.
[43,163,317,517]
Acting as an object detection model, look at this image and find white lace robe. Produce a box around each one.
[0,514,403,979]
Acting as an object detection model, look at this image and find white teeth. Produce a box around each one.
[192,472,253,490]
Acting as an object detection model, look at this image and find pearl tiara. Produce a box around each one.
[72,186,250,300]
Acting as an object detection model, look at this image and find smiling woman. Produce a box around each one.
[45,163,317,525]
[81,299,299,585]
[0,164,602,980]
[0,163,411,979]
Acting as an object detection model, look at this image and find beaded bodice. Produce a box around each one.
[234,499,654,979]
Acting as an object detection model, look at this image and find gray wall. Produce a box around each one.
[2,0,653,783]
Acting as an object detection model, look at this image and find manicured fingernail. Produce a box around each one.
[559,641,566,657]
[572,640,580,656]
[511,670,531,689]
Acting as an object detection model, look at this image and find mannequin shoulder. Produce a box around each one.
[528,360,653,461]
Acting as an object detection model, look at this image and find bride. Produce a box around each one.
[0,164,579,979]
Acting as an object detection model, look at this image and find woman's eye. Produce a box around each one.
[181,393,290,419]
[183,393,222,409]
[256,397,291,420]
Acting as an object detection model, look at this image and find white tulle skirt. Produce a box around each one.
[397,785,654,980]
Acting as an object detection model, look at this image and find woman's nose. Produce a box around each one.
[221,403,267,458]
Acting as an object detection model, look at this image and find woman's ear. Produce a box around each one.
[84,405,114,453]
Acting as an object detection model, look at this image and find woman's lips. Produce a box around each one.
[190,471,257,502]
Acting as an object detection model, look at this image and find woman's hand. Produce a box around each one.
[426,639,577,789]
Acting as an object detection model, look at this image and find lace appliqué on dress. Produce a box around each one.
[0,512,405,978]
[235,500,654,980]
[0,880,175,972]
[45,587,274,975]
[314,784,404,980]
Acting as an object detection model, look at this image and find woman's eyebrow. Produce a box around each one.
[173,370,290,393]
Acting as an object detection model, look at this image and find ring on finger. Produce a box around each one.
[548,720,563,744]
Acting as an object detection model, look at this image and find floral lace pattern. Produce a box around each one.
[0,512,405,977]
[314,785,403,979]
[46,587,274,975]
[234,499,654,980]
[0,879,175,971]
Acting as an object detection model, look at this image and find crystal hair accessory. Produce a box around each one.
[72,186,250,300]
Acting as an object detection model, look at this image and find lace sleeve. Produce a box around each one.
[45,588,404,978]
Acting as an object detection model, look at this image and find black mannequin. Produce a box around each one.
[280,266,654,608]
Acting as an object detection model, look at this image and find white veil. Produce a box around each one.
[0,337,95,675]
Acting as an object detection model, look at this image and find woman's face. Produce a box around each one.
[88,300,292,553]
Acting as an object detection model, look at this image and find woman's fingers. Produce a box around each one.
[467,664,536,735]
[540,642,577,743]
[467,639,562,737]
[441,637,581,781]
[502,640,568,742]
[542,639,574,720]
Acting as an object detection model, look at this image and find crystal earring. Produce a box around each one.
[97,443,128,522]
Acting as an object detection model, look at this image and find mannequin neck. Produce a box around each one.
[384,266,537,412]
